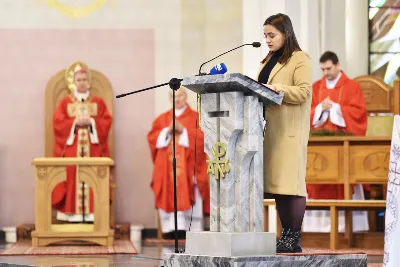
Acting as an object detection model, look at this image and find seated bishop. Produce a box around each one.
[147,87,210,239]
[51,68,113,222]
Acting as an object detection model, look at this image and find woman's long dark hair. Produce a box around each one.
[261,13,301,64]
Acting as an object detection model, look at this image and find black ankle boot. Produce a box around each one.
[276,228,290,247]
[276,229,302,253]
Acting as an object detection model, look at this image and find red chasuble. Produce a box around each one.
[310,71,368,135]
[51,94,112,215]
[147,106,210,215]
[307,72,368,199]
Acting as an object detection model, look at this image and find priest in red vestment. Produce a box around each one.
[52,68,112,222]
[303,51,369,233]
[307,51,368,200]
[147,87,210,239]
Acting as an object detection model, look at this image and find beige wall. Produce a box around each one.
[0,0,371,229]
[0,0,243,228]
[180,0,243,112]
[0,28,156,227]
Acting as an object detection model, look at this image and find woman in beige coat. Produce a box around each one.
[257,13,312,253]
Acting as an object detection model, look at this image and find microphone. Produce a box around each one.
[209,63,228,75]
[198,42,261,75]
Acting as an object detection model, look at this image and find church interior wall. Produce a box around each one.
[0,0,374,230]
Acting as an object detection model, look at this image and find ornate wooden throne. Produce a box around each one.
[44,61,116,227]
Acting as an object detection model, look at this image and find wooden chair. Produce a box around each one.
[355,75,400,137]
[355,75,400,116]
[44,61,116,228]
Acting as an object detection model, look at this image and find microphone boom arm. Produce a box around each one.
[115,78,182,254]
[198,44,246,76]
[198,42,261,76]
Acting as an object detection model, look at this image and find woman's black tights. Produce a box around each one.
[265,193,306,231]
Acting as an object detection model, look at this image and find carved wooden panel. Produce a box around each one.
[349,145,391,183]
[32,157,114,246]
[355,75,392,113]
[306,146,342,183]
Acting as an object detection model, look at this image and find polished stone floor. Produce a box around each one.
[0,241,179,267]
[0,241,384,267]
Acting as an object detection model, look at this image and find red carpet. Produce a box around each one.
[0,240,138,256]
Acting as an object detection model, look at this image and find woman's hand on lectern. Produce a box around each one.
[267,84,277,91]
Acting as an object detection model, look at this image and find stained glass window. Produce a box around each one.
[369,0,400,86]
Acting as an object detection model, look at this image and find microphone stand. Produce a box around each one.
[198,42,260,75]
[116,78,182,254]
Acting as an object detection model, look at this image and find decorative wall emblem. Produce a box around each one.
[36,0,117,19]
[207,142,230,179]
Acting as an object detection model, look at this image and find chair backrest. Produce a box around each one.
[354,75,400,136]
[44,61,115,158]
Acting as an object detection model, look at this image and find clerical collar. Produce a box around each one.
[175,104,187,117]
[326,72,342,89]
[73,90,90,101]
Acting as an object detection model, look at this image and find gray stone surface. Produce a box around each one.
[182,73,283,106]
[185,231,276,257]
[201,93,219,232]
[187,73,280,258]
[219,92,243,232]
[164,253,368,267]
[200,91,265,233]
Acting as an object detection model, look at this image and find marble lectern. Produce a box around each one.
[164,73,369,266]
[182,73,283,257]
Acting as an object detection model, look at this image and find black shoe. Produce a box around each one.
[276,229,302,253]
[276,228,290,247]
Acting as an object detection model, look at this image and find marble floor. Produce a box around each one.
[0,241,384,267]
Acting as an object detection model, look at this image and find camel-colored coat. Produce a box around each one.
[257,51,312,196]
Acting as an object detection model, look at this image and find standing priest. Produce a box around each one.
[147,87,210,239]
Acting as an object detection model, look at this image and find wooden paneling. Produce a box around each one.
[306,146,342,183]
[306,137,392,196]
[349,145,390,183]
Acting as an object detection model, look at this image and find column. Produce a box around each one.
[345,0,369,78]
[320,0,347,70]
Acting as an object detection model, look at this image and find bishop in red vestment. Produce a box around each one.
[51,69,112,222]
[147,87,210,238]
